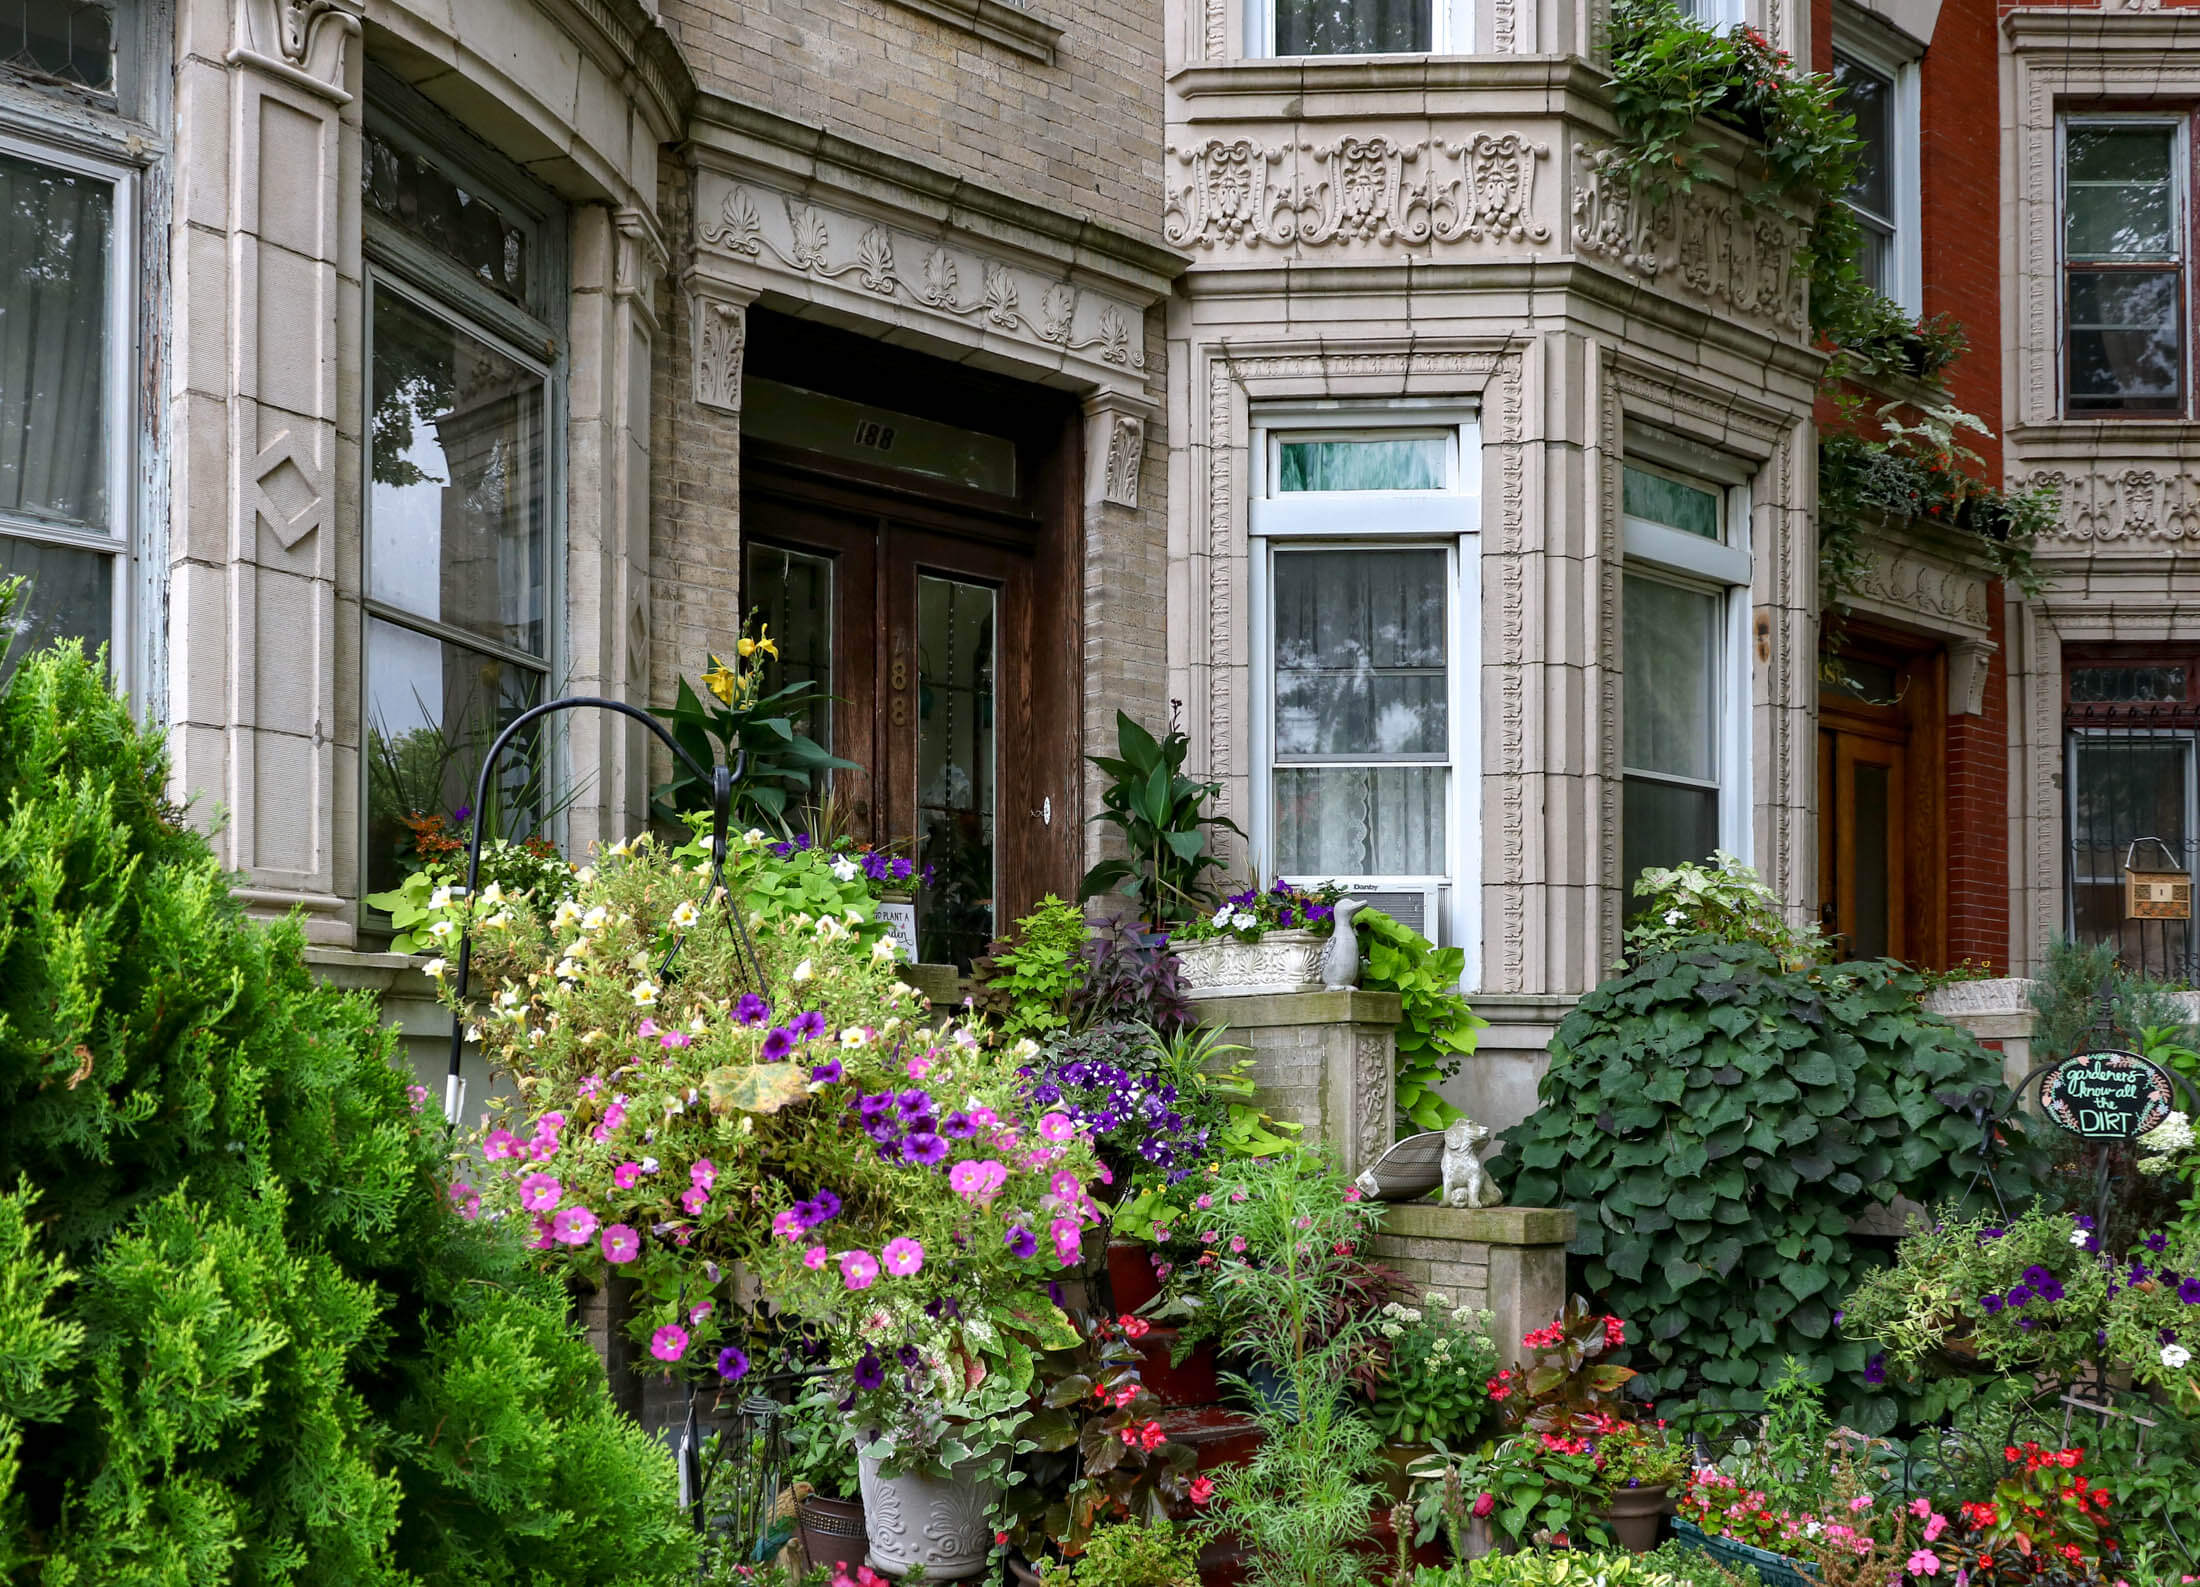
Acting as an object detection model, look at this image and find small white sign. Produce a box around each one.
[876,900,918,961]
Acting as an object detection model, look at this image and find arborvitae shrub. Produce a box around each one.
[0,630,693,1583]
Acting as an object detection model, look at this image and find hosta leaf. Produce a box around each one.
[703,1064,809,1115]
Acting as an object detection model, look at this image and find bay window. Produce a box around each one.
[2061,118,2186,415]
[0,130,133,677]
[1253,0,1472,55]
[361,85,563,903]
[1620,460,1751,891]
[1253,413,1478,974]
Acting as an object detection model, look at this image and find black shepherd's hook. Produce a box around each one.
[439,695,768,1124]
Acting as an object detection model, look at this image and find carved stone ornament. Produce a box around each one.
[1847,541,1994,635]
[1163,133,1551,251]
[1101,414,1143,509]
[1353,1129,1447,1202]
[691,295,746,415]
[2011,465,2200,546]
[695,180,1145,376]
[1172,929,1327,997]
[856,1451,997,1579]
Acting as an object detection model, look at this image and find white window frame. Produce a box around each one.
[2057,112,2190,419]
[1831,20,1923,315]
[1677,0,1747,32]
[1249,403,1482,985]
[0,126,137,690]
[1619,448,1755,877]
[1246,0,1474,56]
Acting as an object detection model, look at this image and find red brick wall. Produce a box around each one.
[1947,593,2012,967]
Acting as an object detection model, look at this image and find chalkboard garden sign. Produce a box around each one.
[2039,1049,2176,1141]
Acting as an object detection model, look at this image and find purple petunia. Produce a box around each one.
[761,1027,795,1061]
[718,1346,750,1382]
[1005,1225,1038,1260]
[811,1057,844,1085]
[1981,1293,2005,1314]
[792,1010,827,1041]
[734,994,770,1027]
[2147,1232,2170,1253]
[901,1131,948,1167]
[2180,1278,2200,1305]
[852,1353,885,1390]
[896,1089,934,1120]
[942,1110,979,1139]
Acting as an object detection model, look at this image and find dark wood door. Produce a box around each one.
[1817,638,1948,966]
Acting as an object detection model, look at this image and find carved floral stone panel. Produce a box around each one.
[2011,464,2200,547]
[693,176,1147,382]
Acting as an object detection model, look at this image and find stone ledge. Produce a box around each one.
[882,0,1064,63]
[1376,1202,1575,1247]
[1186,989,1402,1027]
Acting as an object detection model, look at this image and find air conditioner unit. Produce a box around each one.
[1282,878,1444,942]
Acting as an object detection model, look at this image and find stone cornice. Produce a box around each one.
[2003,5,2200,51]
[882,0,1064,62]
[552,0,698,138]
[1170,53,1614,106]
[687,93,1186,296]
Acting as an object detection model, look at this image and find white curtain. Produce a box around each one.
[0,149,110,530]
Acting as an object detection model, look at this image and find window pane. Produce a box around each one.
[1621,466,1720,539]
[1274,0,1430,53]
[0,531,110,667]
[1276,766,1446,874]
[1623,777,1719,889]
[2070,664,2187,703]
[1,1,115,92]
[2066,270,2183,408]
[1273,548,1448,758]
[1623,574,1719,781]
[1855,218,1893,295]
[2068,734,2195,977]
[1833,55,1894,221]
[745,543,833,748]
[916,575,994,970]
[364,615,546,897]
[1276,436,1445,492]
[369,285,548,656]
[0,148,112,530]
[2065,126,2177,260]
[364,128,530,305]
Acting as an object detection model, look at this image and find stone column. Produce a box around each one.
[1080,386,1166,876]
[1185,989,1402,1179]
[170,0,361,944]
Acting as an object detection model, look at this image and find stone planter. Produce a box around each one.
[1171,930,1326,997]
[797,1493,867,1575]
[1597,1482,1672,1552]
[856,1450,997,1579]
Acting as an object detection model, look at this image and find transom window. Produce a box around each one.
[1253,0,1472,56]
[2,1,114,95]
[1620,460,1752,893]
[2061,118,2186,415]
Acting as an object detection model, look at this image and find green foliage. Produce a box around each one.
[653,615,854,828]
[2027,937,2194,1066]
[976,896,1094,1040]
[0,630,692,1584]
[1358,910,1483,1134]
[781,1381,862,1500]
[1079,711,1243,926]
[1417,1546,1751,1585]
[1365,1298,1499,1447]
[1622,852,1830,970]
[1496,941,2047,1432]
[363,837,579,952]
[1058,1519,1202,1587]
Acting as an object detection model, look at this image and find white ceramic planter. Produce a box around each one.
[856,1449,997,1579]
[1171,929,1327,997]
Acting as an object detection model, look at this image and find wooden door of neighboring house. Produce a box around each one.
[1818,634,1948,967]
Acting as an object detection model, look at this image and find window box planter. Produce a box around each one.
[1171,929,1327,997]
[1669,1519,1819,1587]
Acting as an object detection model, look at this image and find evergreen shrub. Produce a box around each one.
[0,623,691,1584]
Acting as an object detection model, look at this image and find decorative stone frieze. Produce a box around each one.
[690,173,1153,393]
[2009,461,2200,547]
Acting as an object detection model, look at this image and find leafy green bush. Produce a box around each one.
[1058,1518,1202,1587]
[1358,910,1483,1134]
[1620,853,1829,969]
[1496,942,2044,1432]
[1080,711,1241,926]
[975,896,1093,1040]
[0,627,691,1583]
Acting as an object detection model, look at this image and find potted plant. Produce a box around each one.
[1365,1298,1502,1500]
[1166,879,1345,998]
[785,1382,868,1574]
[1591,1422,1689,1552]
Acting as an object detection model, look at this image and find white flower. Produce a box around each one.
[499,988,524,1008]
[1010,1038,1041,1062]
[553,899,583,931]
[565,938,591,958]
[480,882,506,906]
[1424,1291,1445,1307]
[640,1156,659,1173]
[831,856,861,882]
[872,937,899,961]
[816,916,847,944]
[2070,1230,2091,1248]
[671,900,700,930]
[1399,1307,1423,1324]
[792,959,813,982]
[690,1015,707,1033]
[430,884,461,909]
[463,1024,482,1042]
[1211,905,1233,928]
[630,980,659,1007]
[840,1027,870,1049]
[582,905,609,932]
[484,910,512,929]
[575,866,596,886]
[419,955,450,980]
[1664,909,1684,926]
[555,959,581,981]
[606,838,631,859]
[1231,911,1257,931]
[2163,1343,2193,1370]
[2139,1111,2195,1155]
[743,828,767,846]
[427,918,456,940]
[1378,1321,1403,1339]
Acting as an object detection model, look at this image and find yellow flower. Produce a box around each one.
[737,637,757,658]
[758,624,779,659]
[702,657,737,705]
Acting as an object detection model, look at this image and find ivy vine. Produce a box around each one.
[1603,0,2055,651]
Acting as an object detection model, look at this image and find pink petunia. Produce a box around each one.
[681,1186,710,1216]
[803,1245,829,1270]
[552,1205,599,1246]
[579,1075,604,1099]
[528,1215,556,1250]
[613,1161,643,1189]
[1230,1236,1247,1254]
[600,1103,627,1134]
[1049,1170,1083,1201]
[661,1030,691,1049]
[1343,1184,1363,1203]
[841,1250,880,1291]
[1050,1217,1082,1265]
[518,1172,562,1212]
[601,1223,640,1262]
[484,1128,519,1160]
[691,1300,714,1324]
[637,1018,659,1039]
[882,1237,925,1277]
[1038,1112,1074,1143]
[772,1209,804,1241]
[906,1054,932,1079]
[650,1324,688,1362]
[538,1111,567,1136]
[691,1159,716,1190]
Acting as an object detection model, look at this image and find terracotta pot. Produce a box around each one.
[797,1494,867,1576]
[1598,1482,1672,1553]
[857,1450,997,1579]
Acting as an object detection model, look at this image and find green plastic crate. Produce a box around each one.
[1668,1519,1820,1587]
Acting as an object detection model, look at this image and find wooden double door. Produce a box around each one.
[741,459,1077,967]
[1818,638,1948,966]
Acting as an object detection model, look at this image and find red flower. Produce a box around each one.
[1189,1476,1215,1505]
[1332,1241,1354,1256]
[1118,1314,1151,1340]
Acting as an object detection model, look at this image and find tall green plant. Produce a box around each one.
[1496,942,2047,1433]
[1080,710,1242,926]
[1357,910,1482,1134]
[0,611,691,1583]
[653,614,852,828]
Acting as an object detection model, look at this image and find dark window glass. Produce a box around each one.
[1273,0,1431,54]
[2071,665,2188,704]
[0,1,114,92]
[2064,124,2185,414]
[2066,271,2183,410]
[364,128,530,306]
[1833,52,1896,293]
